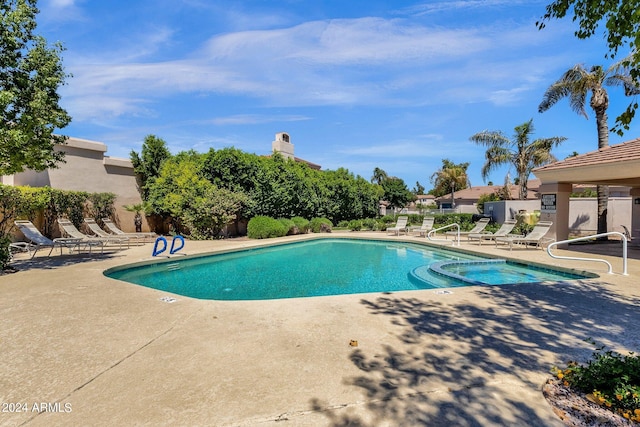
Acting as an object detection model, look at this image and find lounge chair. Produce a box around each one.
[57,218,109,253]
[14,220,85,258]
[468,220,516,245]
[621,225,635,243]
[411,216,435,237]
[101,218,156,242]
[83,218,130,247]
[445,217,490,240]
[495,221,554,250]
[387,216,408,236]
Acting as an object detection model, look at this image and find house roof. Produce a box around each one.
[534,138,640,187]
[434,179,541,202]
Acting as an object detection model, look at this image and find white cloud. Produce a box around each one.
[60,14,575,120]
[209,114,310,126]
[337,137,455,159]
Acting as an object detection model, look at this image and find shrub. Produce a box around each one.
[291,216,310,233]
[431,213,476,231]
[310,217,332,233]
[337,220,350,228]
[0,236,11,271]
[552,340,640,421]
[408,214,423,225]
[247,216,288,239]
[348,219,362,231]
[361,218,378,231]
[278,218,297,235]
[380,214,396,223]
[182,188,247,239]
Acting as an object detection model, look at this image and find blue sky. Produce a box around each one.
[38,0,640,191]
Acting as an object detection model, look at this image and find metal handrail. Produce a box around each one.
[546,232,628,275]
[427,223,460,246]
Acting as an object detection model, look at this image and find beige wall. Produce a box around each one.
[2,137,148,233]
[485,197,632,238]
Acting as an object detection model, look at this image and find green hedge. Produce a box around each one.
[291,216,310,233]
[277,218,296,235]
[247,216,288,239]
[309,217,333,233]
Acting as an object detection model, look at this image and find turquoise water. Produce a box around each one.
[105,238,589,300]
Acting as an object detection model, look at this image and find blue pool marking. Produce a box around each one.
[170,235,185,255]
[152,237,167,256]
[152,235,186,257]
[106,238,595,301]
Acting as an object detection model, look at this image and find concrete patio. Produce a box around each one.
[2,232,639,426]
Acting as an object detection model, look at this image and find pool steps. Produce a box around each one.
[410,259,507,287]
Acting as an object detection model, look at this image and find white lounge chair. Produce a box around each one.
[84,218,130,247]
[468,220,516,245]
[14,220,84,258]
[621,225,635,243]
[101,218,156,242]
[495,221,554,250]
[411,216,435,237]
[387,216,408,236]
[445,217,490,240]
[57,218,109,253]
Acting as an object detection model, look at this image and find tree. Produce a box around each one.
[370,167,388,185]
[380,177,413,211]
[412,181,425,195]
[538,61,639,235]
[536,1,640,133]
[130,135,171,199]
[470,120,565,200]
[429,159,470,199]
[431,164,470,209]
[0,0,71,175]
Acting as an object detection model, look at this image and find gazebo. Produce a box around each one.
[533,138,640,245]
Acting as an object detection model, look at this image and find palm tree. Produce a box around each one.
[470,119,565,200]
[371,167,388,185]
[431,166,470,209]
[538,59,640,235]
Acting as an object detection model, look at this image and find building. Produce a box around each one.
[434,180,542,213]
[2,137,145,233]
[271,132,321,170]
[533,138,640,245]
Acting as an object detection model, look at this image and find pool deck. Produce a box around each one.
[2,231,639,426]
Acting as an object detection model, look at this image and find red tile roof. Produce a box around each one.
[434,179,541,202]
[534,138,640,172]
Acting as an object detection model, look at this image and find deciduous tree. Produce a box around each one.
[0,0,71,175]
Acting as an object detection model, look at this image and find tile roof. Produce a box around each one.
[533,137,640,187]
[534,138,640,172]
[434,180,541,202]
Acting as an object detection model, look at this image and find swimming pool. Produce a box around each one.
[104,238,592,300]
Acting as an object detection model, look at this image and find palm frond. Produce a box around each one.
[469,130,509,147]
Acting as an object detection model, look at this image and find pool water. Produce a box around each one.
[105,238,590,300]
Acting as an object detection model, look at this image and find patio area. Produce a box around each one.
[2,232,639,426]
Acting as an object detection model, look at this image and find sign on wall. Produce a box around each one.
[541,194,557,213]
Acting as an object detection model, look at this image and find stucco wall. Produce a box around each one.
[3,137,147,233]
[485,198,632,236]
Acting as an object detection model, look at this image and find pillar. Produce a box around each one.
[631,188,640,246]
[538,182,572,248]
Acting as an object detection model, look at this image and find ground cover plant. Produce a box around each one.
[552,340,640,422]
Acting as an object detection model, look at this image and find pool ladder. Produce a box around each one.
[547,232,628,275]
